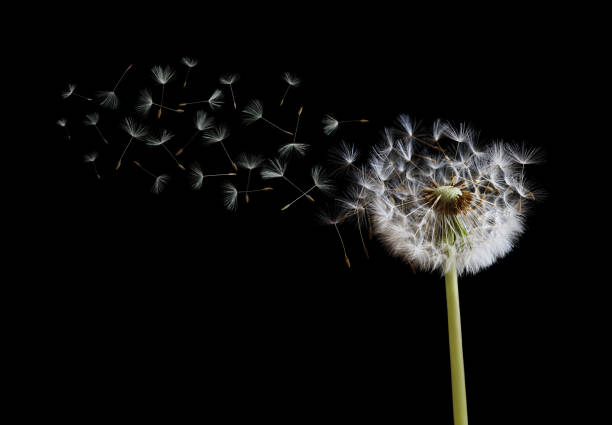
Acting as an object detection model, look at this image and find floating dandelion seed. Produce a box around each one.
[242,99,294,136]
[151,65,176,119]
[116,117,148,170]
[83,151,101,180]
[237,153,265,203]
[136,89,184,116]
[181,57,198,88]
[146,129,185,171]
[179,89,224,110]
[57,118,70,140]
[175,110,215,156]
[278,143,311,158]
[281,166,333,211]
[203,124,238,171]
[222,182,239,211]
[133,161,170,194]
[261,158,315,202]
[353,115,542,425]
[188,162,236,190]
[280,72,301,106]
[293,106,304,143]
[322,114,369,136]
[329,140,360,172]
[319,209,351,268]
[96,64,133,110]
[62,83,92,102]
[83,113,109,145]
[220,73,239,109]
[339,185,372,259]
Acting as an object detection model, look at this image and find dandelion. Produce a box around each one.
[136,89,184,116]
[203,124,237,171]
[83,151,101,180]
[278,143,310,158]
[280,72,301,106]
[188,162,236,190]
[151,65,175,118]
[322,114,369,136]
[222,182,239,211]
[175,110,215,156]
[179,89,224,110]
[353,115,542,425]
[329,140,360,172]
[319,208,351,268]
[281,166,333,211]
[61,83,92,102]
[146,129,185,171]
[83,113,109,145]
[242,99,294,136]
[96,64,133,110]
[115,117,148,170]
[219,73,239,109]
[261,158,315,202]
[57,118,70,140]
[133,161,170,194]
[237,153,264,203]
[181,57,198,88]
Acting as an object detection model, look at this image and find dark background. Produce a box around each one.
[31,4,577,423]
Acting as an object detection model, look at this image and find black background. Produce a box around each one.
[31,4,578,423]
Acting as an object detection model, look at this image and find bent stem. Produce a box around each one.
[445,255,468,425]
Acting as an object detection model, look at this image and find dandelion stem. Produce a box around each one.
[95,126,109,145]
[162,145,185,170]
[444,254,468,425]
[261,117,294,136]
[113,64,133,92]
[334,223,350,268]
[280,85,291,106]
[229,84,236,109]
[219,142,238,171]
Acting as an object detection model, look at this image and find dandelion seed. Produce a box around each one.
[319,209,351,268]
[116,117,148,170]
[280,72,301,106]
[83,151,101,180]
[222,182,239,211]
[181,57,198,88]
[188,162,236,190]
[96,64,133,110]
[293,106,304,143]
[83,112,109,145]
[280,166,334,211]
[261,158,315,202]
[203,124,237,171]
[146,129,185,171]
[329,141,360,172]
[237,153,264,203]
[278,143,310,158]
[133,160,170,194]
[220,73,239,109]
[57,118,70,140]
[136,89,184,116]
[62,83,92,102]
[242,99,294,136]
[175,110,215,156]
[322,114,369,135]
[339,186,371,259]
[151,65,175,118]
[179,89,224,110]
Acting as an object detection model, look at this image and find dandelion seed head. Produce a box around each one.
[237,153,264,170]
[242,99,263,124]
[62,84,76,99]
[83,151,98,163]
[203,125,229,144]
[282,72,301,87]
[329,141,359,168]
[261,158,287,179]
[220,73,239,85]
[121,117,148,139]
[136,89,154,115]
[194,110,214,132]
[181,57,198,68]
[311,166,334,192]
[56,118,67,127]
[83,113,100,126]
[152,174,170,194]
[208,89,224,110]
[222,182,238,211]
[278,143,310,158]
[147,129,174,146]
[189,162,204,190]
[151,65,175,85]
[322,115,339,135]
[96,91,119,110]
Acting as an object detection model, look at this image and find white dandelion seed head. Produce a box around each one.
[83,112,100,126]
[181,57,198,68]
[220,73,239,85]
[278,143,310,158]
[194,110,215,132]
[203,124,229,144]
[56,118,67,127]
[508,143,544,166]
[96,91,119,110]
[121,117,148,139]
[242,99,264,124]
[83,151,98,163]
[329,141,359,168]
[151,65,175,85]
[396,114,416,137]
[189,162,204,190]
[222,182,238,211]
[208,89,224,110]
[355,115,541,276]
[152,174,170,194]
[237,153,264,170]
[136,89,154,115]
[62,83,76,99]
[261,158,287,179]
[147,129,175,146]
[322,115,339,135]
[282,72,301,87]
[311,165,334,192]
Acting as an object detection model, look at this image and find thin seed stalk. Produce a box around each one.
[445,253,468,425]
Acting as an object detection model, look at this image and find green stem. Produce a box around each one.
[445,256,468,425]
